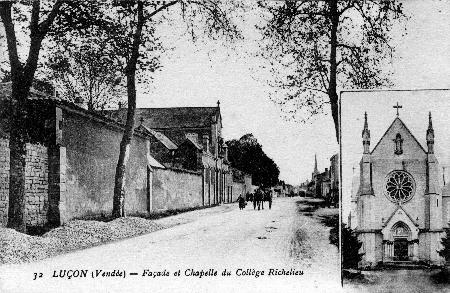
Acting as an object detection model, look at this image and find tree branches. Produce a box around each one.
[0,2,22,77]
[258,0,406,138]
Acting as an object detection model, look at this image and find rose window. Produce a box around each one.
[384,171,415,203]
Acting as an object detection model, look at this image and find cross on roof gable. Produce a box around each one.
[393,102,403,116]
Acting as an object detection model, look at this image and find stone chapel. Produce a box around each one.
[350,107,449,268]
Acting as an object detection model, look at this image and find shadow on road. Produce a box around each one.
[295,199,339,248]
[288,226,310,261]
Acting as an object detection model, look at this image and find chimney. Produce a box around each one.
[118,101,123,109]
[74,96,84,108]
[202,135,210,153]
[223,145,228,161]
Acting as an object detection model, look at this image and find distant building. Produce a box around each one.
[229,167,252,202]
[107,102,231,206]
[305,153,338,204]
[273,183,286,197]
[308,154,330,198]
[329,153,339,206]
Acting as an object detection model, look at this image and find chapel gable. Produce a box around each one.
[371,118,426,160]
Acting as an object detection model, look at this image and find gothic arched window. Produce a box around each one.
[393,133,403,155]
[384,170,415,203]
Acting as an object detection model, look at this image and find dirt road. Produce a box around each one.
[0,197,341,293]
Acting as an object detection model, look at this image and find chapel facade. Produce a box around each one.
[350,110,449,268]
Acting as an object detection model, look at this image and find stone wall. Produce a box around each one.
[0,103,241,226]
[61,109,149,219]
[25,144,48,226]
[229,171,252,202]
[232,182,246,202]
[0,139,49,227]
[152,167,203,211]
[444,197,450,227]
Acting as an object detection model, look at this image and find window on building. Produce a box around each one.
[186,133,198,143]
[394,133,403,155]
[448,202,450,223]
[385,170,415,203]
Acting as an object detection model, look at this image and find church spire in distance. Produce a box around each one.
[362,112,371,154]
[426,112,434,154]
[314,154,318,174]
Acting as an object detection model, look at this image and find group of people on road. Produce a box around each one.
[237,188,273,211]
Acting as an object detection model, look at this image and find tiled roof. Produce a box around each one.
[147,154,165,169]
[137,124,178,150]
[0,82,143,137]
[106,107,219,129]
[184,135,203,150]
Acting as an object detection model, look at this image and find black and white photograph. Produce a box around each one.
[341,91,450,292]
[0,1,341,292]
[0,0,449,292]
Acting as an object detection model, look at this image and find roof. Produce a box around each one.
[0,82,151,139]
[382,205,418,228]
[137,125,178,150]
[147,153,165,169]
[371,117,426,155]
[184,135,203,150]
[105,107,220,129]
[0,128,8,139]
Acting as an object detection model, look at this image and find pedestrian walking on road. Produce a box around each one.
[245,192,251,202]
[260,191,264,210]
[237,194,246,210]
[267,191,273,210]
[256,189,263,210]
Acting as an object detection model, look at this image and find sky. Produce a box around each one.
[136,0,450,185]
[1,0,450,185]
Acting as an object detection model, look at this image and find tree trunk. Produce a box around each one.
[1,2,42,232]
[7,77,41,233]
[328,0,339,143]
[112,1,144,218]
[2,0,67,231]
[112,72,137,217]
[7,91,28,232]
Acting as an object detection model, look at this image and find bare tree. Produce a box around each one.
[258,0,406,141]
[108,0,242,217]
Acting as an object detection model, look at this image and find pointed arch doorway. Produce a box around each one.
[381,207,420,263]
[392,222,411,261]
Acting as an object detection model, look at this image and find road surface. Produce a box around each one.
[0,197,341,293]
